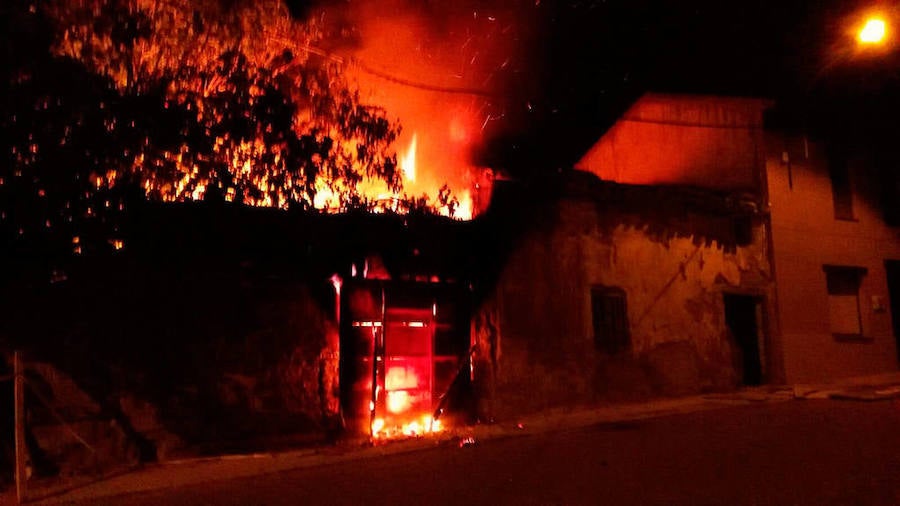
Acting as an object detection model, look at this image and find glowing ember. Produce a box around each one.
[404,420,422,435]
[371,414,444,439]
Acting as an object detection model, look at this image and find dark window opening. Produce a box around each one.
[823,265,867,340]
[827,149,854,220]
[591,286,629,355]
[878,164,900,226]
[884,260,900,361]
[782,133,809,164]
[733,216,753,246]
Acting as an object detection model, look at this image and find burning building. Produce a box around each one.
[1,0,519,467]
[8,0,900,475]
[339,277,473,437]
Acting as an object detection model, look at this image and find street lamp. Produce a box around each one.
[795,8,899,156]
[858,17,887,45]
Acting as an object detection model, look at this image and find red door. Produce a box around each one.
[375,307,434,435]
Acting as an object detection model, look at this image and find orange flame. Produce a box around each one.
[371,364,446,438]
[371,414,443,439]
[385,365,418,414]
[34,0,493,230]
[347,7,492,222]
[386,391,411,414]
[400,134,417,183]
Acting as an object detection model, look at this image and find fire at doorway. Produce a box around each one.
[340,280,473,437]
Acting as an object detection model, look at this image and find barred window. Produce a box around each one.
[591,286,629,355]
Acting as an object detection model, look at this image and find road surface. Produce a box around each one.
[66,399,900,505]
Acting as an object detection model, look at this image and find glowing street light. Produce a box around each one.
[858,17,887,45]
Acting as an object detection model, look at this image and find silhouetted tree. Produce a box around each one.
[2,0,406,259]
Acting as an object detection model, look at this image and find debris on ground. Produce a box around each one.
[458,436,476,448]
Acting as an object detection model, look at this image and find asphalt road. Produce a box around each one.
[87,399,900,505]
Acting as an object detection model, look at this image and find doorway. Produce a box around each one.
[723,294,763,386]
[885,260,900,361]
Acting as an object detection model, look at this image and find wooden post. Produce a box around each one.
[14,351,26,504]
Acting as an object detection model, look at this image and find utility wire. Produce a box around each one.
[280,39,499,97]
[352,59,499,98]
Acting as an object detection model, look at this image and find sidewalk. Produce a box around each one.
[7,371,900,505]
[790,371,900,401]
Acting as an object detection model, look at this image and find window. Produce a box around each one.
[878,163,900,226]
[827,149,854,220]
[824,265,867,339]
[591,286,629,354]
[733,215,753,246]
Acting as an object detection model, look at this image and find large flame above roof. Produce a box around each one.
[5,0,535,253]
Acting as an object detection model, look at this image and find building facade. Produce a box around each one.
[484,93,900,418]
[765,126,900,382]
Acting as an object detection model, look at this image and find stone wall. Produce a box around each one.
[1,262,341,467]
[489,195,772,419]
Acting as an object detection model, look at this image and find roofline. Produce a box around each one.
[639,91,776,109]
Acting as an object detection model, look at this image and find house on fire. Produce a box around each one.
[481,93,900,419]
[7,93,900,465]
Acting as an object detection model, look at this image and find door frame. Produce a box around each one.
[722,291,769,385]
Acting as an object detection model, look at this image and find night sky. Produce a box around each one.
[271,0,900,170]
[6,0,898,169]
[480,0,900,169]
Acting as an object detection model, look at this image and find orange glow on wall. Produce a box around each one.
[576,94,771,192]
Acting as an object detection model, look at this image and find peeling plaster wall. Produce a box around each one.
[491,199,771,418]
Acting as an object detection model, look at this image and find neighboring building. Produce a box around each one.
[483,93,900,418]
[764,122,900,383]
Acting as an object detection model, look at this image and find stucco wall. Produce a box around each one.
[491,198,772,417]
[766,133,900,383]
[576,94,769,191]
